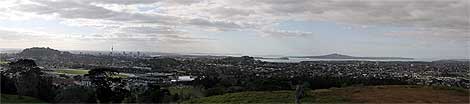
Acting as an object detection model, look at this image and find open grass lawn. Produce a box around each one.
[183,85,469,103]
[54,69,90,75]
[54,69,129,78]
[0,60,9,65]
[1,94,45,103]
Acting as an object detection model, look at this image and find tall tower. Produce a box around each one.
[110,45,114,56]
[111,45,115,66]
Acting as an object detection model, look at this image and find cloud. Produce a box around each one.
[0,29,33,40]
[90,0,163,5]
[261,29,315,37]
[186,18,242,31]
[120,26,182,34]
[383,28,470,42]
[0,28,56,41]
[251,0,468,27]
[251,0,469,38]
[17,0,180,25]
[0,28,69,48]
[0,0,468,52]
[177,0,468,38]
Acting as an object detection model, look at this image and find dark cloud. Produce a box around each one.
[18,0,180,25]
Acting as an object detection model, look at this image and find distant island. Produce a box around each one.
[290,53,414,60]
[432,59,470,63]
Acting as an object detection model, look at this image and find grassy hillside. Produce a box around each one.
[168,86,206,102]
[183,85,469,103]
[1,94,45,103]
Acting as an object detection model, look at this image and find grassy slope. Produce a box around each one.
[184,91,302,103]
[168,86,206,101]
[1,94,45,103]
[183,85,469,103]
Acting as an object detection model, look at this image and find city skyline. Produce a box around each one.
[0,0,468,59]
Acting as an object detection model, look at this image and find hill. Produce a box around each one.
[291,53,413,60]
[183,85,469,103]
[432,59,470,63]
[19,47,72,57]
[1,94,45,103]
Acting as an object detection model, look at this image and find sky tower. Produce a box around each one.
[110,45,114,56]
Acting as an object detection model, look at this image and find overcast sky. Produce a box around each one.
[0,0,468,58]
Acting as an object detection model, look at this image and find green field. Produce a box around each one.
[183,85,469,103]
[54,69,90,75]
[0,60,9,65]
[54,69,129,78]
[1,94,45,103]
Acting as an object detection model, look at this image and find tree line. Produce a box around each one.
[1,59,175,103]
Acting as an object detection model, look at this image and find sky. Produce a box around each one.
[0,0,468,59]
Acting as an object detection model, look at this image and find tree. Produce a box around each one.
[137,84,173,103]
[0,73,17,94]
[295,85,304,104]
[54,86,96,103]
[4,59,56,102]
[85,68,129,103]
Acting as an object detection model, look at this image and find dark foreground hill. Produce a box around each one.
[183,85,469,103]
[1,94,45,103]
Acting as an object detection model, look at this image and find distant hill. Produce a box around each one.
[19,47,72,57]
[14,47,113,68]
[432,59,470,63]
[183,85,468,103]
[290,53,413,60]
